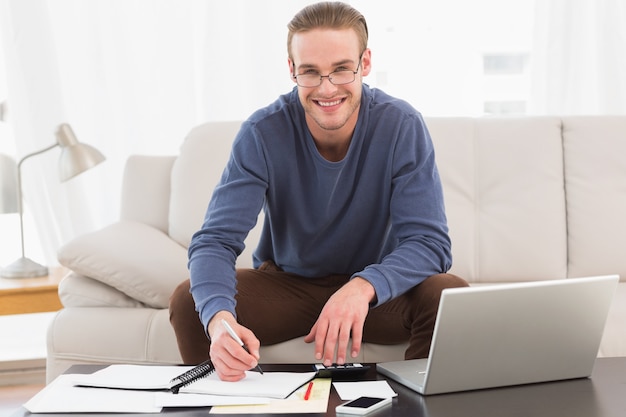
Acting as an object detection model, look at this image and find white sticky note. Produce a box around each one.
[332,380,398,400]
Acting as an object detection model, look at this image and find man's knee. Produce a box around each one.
[418,273,469,301]
[168,279,211,364]
[428,272,469,289]
[169,279,194,322]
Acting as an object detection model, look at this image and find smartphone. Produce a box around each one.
[335,396,392,415]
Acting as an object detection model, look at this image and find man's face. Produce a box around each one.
[289,29,371,136]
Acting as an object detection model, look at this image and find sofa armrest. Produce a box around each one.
[57,221,189,308]
[121,155,176,233]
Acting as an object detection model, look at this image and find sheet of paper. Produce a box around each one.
[210,378,331,414]
[25,372,300,413]
[24,374,162,413]
[72,364,316,399]
[333,380,398,400]
[72,364,190,390]
[154,392,271,408]
[181,370,317,399]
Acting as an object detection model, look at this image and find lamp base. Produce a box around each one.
[0,257,49,279]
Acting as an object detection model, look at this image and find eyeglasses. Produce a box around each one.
[292,56,363,88]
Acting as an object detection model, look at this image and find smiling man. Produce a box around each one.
[169,1,468,382]
[289,27,367,160]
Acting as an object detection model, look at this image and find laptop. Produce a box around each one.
[377,275,619,395]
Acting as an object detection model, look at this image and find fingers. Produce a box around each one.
[349,324,363,359]
[211,349,247,382]
[305,316,363,366]
[304,279,373,365]
[304,318,334,364]
[210,340,247,381]
[326,321,351,365]
[209,317,261,381]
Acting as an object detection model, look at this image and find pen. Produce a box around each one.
[304,381,314,400]
[221,319,264,374]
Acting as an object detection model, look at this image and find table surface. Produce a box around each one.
[13,357,626,417]
[0,267,66,315]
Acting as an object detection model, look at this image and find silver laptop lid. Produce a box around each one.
[378,275,619,395]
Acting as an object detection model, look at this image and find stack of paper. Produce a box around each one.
[24,364,319,414]
[25,375,162,414]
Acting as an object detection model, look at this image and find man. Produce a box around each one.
[169,1,468,382]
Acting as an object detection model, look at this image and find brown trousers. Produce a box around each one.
[169,261,468,364]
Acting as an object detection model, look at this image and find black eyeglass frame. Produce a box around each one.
[292,53,365,88]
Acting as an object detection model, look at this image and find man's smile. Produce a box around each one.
[315,98,344,108]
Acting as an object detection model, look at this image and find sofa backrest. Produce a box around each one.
[166,116,626,281]
[428,117,567,283]
[121,155,176,233]
[168,121,263,268]
[561,116,626,280]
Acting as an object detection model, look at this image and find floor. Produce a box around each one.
[0,384,43,417]
[0,313,53,417]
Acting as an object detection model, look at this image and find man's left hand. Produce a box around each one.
[304,277,376,366]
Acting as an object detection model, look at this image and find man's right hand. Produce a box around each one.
[207,311,261,381]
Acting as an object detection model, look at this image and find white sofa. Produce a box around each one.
[47,116,626,383]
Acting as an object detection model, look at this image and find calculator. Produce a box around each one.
[313,363,371,379]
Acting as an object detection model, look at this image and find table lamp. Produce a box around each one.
[0,123,105,279]
[0,153,18,214]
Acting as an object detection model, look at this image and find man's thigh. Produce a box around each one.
[363,296,412,345]
[363,273,469,347]
[235,268,349,345]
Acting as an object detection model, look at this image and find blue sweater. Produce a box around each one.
[188,85,452,328]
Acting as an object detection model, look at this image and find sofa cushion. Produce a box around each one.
[57,221,189,308]
[120,155,176,234]
[168,120,262,268]
[58,272,145,308]
[427,116,568,282]
[46,307,183,382]
[562,116,626,281]
[168,121,241,249]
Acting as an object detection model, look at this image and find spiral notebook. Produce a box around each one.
[170,359,215,393]
[72,362,316,399]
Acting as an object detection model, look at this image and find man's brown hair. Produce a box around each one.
[287,2,369,60]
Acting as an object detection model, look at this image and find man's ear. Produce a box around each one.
[360,49,372,77]
[288,58,296,82]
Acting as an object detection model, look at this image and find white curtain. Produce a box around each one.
[0,0,307,265]
[0,0,625,265]
[530,0,626,114]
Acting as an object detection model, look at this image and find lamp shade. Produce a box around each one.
[0,153,18,213]
[56,123,105,181]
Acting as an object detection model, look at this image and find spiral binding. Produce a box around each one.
[169,359,216,394]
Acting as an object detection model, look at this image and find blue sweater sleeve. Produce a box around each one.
[188,120,269,328]
[353,112,452,307]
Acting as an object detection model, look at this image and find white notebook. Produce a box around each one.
[73,364,316,399]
